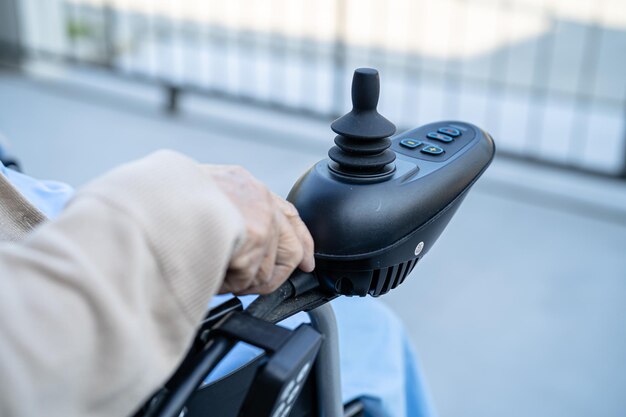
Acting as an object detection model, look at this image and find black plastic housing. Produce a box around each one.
[238,324,322,417]
[287,121,495,296]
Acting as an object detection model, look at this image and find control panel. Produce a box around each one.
[288,68,495,296]
[393,122,477,163]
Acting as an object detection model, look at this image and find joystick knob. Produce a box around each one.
[328,68,396,177]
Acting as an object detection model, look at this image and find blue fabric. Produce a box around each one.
[1,162,436,417]
[0,162,74,218]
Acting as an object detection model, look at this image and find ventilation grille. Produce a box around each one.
[368,258,419,296]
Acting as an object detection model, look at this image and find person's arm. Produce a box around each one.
[0,150,244,417]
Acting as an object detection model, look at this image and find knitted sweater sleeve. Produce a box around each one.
[0,150,244,417]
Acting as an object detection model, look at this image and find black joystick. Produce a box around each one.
[328,68,397,178]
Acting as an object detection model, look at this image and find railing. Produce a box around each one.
[7,0,626,177]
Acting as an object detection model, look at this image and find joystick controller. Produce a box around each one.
[328,68,396,179]
[288,68,495,296]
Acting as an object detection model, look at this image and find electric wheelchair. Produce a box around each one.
[133,68,495,417]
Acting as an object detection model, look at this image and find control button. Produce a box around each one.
[426,132,453,143]
[437,127,461,137]
[400,138,422,149]
[449,124,468,132]
[421,145,444,155]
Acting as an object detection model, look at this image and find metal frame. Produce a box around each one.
[308,303,344,417]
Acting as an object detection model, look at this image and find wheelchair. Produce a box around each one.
[132,68,495,417]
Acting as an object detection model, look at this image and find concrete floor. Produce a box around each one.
[1,70,626,417]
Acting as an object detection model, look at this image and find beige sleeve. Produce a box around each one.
[0,150,245,417]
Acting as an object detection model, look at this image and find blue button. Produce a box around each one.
[421,145,444,155]
[427,132,453,143]
[437,127,461,137]
[400,138,422,149]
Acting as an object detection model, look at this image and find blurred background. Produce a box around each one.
[0,0,625,416]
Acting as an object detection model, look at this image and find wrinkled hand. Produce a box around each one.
[203,165,315,295]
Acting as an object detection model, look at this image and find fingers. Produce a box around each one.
[271,193,315,272]
[232,209,304,295]
[205,164,315,295]
[235,215,281,295]
[255,218,280,285]
[270,207,305,284]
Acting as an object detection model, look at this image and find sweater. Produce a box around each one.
[0,150,244,417]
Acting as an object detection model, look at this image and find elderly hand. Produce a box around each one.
[203,165,315,295]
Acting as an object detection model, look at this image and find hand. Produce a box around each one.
[203,165,315,295]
